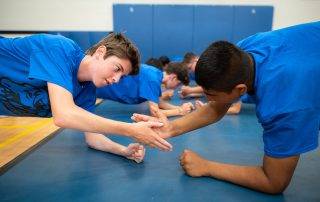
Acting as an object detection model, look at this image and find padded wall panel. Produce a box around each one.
[233,6,273,43]
[193,5,233,55]
[153,5,194,59]
[113,4,153,62]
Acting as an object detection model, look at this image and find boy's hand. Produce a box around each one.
[179,149,209,177]
[131,113,160,123]
[179,86,191,98]
[125,143,146,163]
[180,102,195,115]
[131,106,174,139]
[149,106,174,139]
[195,100,206,109]
[161,90,174,100]
[130,121,172,151]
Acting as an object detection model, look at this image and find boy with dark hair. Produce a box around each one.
[158,55,170,70]
[97,62,194,118]
[133,22,320,192]
[145,58,163,71]
[0,33,172,163]
[179,52,204,99]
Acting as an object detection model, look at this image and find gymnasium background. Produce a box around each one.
[1,0,320,62]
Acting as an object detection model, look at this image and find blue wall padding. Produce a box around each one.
[49,31,109,52]
[153,5,194,59]
[193,5,234,55]
[113,5,153,62]
[113,4,273,62]
[232,6,273,43]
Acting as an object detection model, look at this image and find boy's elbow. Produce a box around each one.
[53,115,67,128]
[264,184,287,195]
[262,179,289,194]
[52,106,75,128]
[52,111,70,128]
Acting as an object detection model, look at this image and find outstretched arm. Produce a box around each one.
[179,86,204,98]
[180,150,299,194]
[48,82,172,151]
[169,101,230,137]
[133,101,230,139]
[85,132,145,163]
[155,100,194,117]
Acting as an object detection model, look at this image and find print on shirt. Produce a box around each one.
[0,77,51,117]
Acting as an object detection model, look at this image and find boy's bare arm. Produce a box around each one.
[181,150,299,194]
[48,82,172,151]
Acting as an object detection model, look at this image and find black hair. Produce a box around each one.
[165,62,189,85]
[195,41,250,92]
[182,52,197,64]
[145,58,163,70]
[159,56,170,66]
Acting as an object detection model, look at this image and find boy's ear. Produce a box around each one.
[94,46,107,58]
[235,84,247,96]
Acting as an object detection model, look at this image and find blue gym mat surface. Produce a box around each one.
[0,96,319,201]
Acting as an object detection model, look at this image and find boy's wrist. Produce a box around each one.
[121,122,135,137]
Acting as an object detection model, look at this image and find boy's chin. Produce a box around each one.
[95,81,109,88]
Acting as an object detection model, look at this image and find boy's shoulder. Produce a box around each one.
[139,64,163,83]
[27,34,81,52]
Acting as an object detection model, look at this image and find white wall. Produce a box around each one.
[0,0,319,31]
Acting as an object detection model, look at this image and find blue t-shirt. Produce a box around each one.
[96,64,162,104]
[189,72,195,81]
[237,21,320,157]
[0,34,96,117]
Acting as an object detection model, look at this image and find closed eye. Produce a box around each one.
[114,63,124,73]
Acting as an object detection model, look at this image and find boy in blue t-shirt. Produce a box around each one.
[97,62,194,117]
[0,33,172,163]
[133,22,320,192]
[179,52,204,99]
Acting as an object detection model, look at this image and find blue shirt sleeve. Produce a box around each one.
[139,80,162,103]
[28,47,73,93]
[262,108,319,158]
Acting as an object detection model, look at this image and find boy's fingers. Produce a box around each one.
[146,121,164,128]
[155,136,172,151]
[151,105,167,121]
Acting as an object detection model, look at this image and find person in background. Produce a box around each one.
[159,55,170,71]
[97,62,194,118]
[179,52,204,99]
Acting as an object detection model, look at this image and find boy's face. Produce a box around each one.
[165,74,181,89]
[187,57,199,72]
[91,47,132,87]
[203,87,244,104]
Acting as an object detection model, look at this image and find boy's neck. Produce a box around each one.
[78,55,92,82]
[245,53,255,95]
[162,72,168,84]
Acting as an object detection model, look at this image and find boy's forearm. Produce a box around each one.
[205,161,275,192]
[170,102,228,137]
[204,155,299,194]
[85,132,127,156]
[54,104,132,137]
[48,82,133,137]
[189,86,204,94]
[159,100,179,110]
[161,108,182,117]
